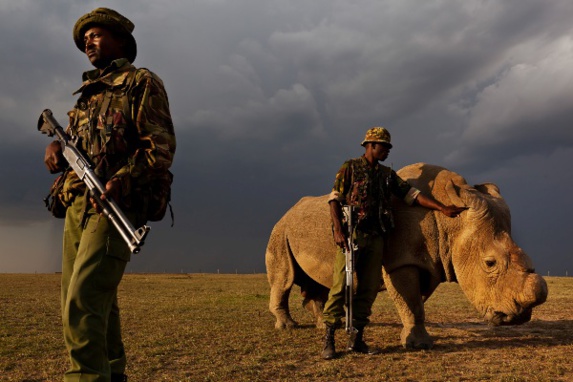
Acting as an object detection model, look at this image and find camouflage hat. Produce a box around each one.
[73,8,137,63]
[361,127,392,148]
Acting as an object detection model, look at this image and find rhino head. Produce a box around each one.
[448,181,548,326]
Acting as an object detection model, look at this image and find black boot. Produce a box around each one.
[321,324,336,360]
[348,327,380,354]
[111,374,128,382]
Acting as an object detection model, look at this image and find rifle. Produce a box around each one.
[38,109,150,254]
[342,205,358,341]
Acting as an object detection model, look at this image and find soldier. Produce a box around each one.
[321,127,465,359]
[43,8,176,381]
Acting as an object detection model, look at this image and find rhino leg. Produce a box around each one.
[302,298,325,329]
[269,283,298,329]
[301,279,329,329]
[266,229,298,329]
[384,266,433,349]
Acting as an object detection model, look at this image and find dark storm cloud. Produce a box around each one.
[446,36,573,169]
[1,0,572,275]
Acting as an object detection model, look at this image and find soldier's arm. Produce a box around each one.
[329,200,348,251]
[110,71,176,195]
[389,169,420,205]
[327,161,351,250]
[389,170,466,217]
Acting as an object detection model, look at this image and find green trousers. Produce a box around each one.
[61,196,132,382]
[322,232,384,328]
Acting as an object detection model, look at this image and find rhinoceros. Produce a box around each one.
[265,163,548,349]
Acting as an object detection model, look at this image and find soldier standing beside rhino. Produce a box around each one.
[42,8,176,382]
[321,127,466,359]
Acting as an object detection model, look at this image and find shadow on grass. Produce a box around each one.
[428,319,573,351]
[288,319,573,354]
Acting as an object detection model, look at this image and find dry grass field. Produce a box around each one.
[1,273,572,382]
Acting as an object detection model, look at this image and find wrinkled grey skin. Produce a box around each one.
[266,163,548,349]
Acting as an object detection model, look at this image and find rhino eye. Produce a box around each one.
[485,259,497,268]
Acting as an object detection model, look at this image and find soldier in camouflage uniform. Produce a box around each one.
[43,8,176,382]
[321,127,465,360]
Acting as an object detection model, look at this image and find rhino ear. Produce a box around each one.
[474,183,502,198]
[444,179,467,207]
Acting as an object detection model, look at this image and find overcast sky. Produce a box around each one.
[1,0,572,275]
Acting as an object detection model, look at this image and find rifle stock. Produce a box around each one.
[38,109,150,254]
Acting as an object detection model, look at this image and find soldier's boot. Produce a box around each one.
[347,327,380,355]
[111,374,128,382]
[321,324,336,360]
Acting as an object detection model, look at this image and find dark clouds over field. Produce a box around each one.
[1,0,572,275]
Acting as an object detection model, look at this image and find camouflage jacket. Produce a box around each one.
[62,58,176,206]
[328,156,419,233]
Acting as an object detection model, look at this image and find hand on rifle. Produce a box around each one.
[330,200,350,252]
[333,228,350,252]
[44,140,67,174]
[90,177,122,214]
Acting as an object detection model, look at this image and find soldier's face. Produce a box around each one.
[372,143,391,162]
[84,26,125,69]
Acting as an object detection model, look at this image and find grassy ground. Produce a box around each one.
[1,274,572,381]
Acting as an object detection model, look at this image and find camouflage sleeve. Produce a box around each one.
[113,70,176,191]
[327,161,351,204]
[390,170,420,205]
